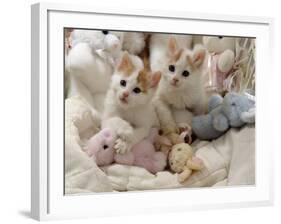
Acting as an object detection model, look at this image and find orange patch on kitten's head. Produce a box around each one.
[137,70,161,92]
[137,70,149,92]
[117,52,135,76]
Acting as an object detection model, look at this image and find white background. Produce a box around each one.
[0,0,279,223]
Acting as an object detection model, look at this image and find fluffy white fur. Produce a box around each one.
[71,29,145,56]
[153,44,207,134]
[203,36,235,54]
[149,33,192,72]
[71,30,123,56]
[122,32,146,55]
[102,53,160,154]
[66,43,113,112]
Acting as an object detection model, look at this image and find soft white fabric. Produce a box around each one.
[65,96,255,193]
[225,124,255,185]
[65,96,113,194]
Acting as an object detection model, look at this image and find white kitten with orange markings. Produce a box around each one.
[153,38,207,135]
[102,52,161,154]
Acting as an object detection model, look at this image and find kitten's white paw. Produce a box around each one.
[114,138,131,154]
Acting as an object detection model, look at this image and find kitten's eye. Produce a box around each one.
[231,102,236,106]
[103,145,108,150]
[102,30,109,35]
[120,80,126,87]
[133,87,141,94]
[218,36,223,39]
[168,65,175,72]
[182,70,190,77]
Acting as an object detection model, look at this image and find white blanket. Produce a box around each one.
[65,96,255,194]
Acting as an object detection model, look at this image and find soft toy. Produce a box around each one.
[153,131,173,155]
[70,30,145,58]
[203,36,236,93]
[164,129,192,146]
[114,128,167,174]
[70,30,124,67]
[122,32,146,55]
[192,92,255,140]
[168,143,204,183]
[85,128,116,166]
[86,128,168,174]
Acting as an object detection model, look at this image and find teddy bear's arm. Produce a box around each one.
[213,113,229,132]
[178,168,192,183]
[186,157,204,171]
[218,49,235,73]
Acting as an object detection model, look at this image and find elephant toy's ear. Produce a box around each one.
[213,113,229,132]
[240,107,255,123]
[208,94,223,112]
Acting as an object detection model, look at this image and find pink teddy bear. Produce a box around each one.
[85,128,117,166]
[85,128,168,174]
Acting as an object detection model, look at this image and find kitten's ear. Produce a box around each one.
[187,46,206,68]
[150,71,161,88]
[117,51,134,75]
[168,37,178,56]
[168,37,183,61]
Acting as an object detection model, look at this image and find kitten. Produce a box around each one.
[153,37,207,134]
[102,52,161,154]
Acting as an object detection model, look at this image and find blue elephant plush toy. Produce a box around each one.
[192,92,255,140]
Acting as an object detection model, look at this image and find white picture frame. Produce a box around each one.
[31,2,274,221]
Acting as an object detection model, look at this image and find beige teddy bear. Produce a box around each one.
[168,143,204,183]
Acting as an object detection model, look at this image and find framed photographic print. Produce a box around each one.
[31,2,274,221]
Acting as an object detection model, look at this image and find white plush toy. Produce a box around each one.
[70,30,145,59]
[122,32,146,55]
[203,36,236,93]
[70,30,123,63]
[66,42,113,112]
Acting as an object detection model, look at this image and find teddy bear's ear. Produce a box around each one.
[102,128,112,138]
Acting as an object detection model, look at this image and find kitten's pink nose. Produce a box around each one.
[122,91,129,98]
[172,78,179,83]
